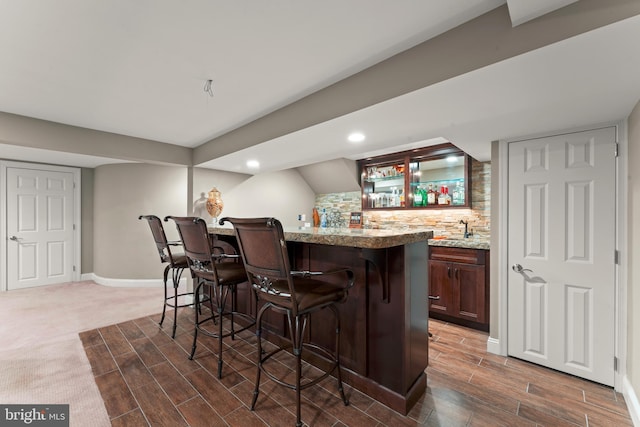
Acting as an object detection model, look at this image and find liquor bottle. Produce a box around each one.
[452,183,460,205]
[420,186,428,207]
[320,208,327,228]
[427,183,436,205]
[392,188,400,207]
[457,181,465,205]
[414,186,423,207]
[399,189,405,207]
[444,185,452,205]
[438,185,447,205]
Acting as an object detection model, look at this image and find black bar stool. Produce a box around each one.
[221,216,354,427]
[139,215,192,338]
[166,216,255,378]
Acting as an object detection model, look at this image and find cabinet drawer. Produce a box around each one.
[429,246,485,265]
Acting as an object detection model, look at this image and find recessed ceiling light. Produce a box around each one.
[348,132,365,143]
[246,160,260,169]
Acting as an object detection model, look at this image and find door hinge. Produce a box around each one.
[73,265,76,272]
[73,224,76,231]
[614,250,619,264]
[615,143,619,157]
[614,357,618,372]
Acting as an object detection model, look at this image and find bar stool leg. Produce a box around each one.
[189,281,203,360]
[159,265,170,329]
[217,301,224,378]
[251,304,269,411]
[230,287,236,340]
[331,304,349,405]
[292,314,303,427]
[172,275,179,339]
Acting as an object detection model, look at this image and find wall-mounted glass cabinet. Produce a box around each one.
[358,143,471,211]
[361,162,405,208]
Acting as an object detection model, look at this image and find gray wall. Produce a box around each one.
[296,158,360,195]
[93,163,188,280]
[89,163,317,280]
[489,140,500,339]
[193,167,316,228]
[628,100,640,399]
[0,112,191,166]
[80,168,94,274]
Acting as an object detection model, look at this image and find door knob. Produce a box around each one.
[9,236,19,241]
[512,263,533,273]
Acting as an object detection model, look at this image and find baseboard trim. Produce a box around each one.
[486,337,503,355]
[623,375,640,426]
[83,273,187,289]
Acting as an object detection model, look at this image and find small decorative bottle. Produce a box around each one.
[320,208,327,228]
[312,208,320,227]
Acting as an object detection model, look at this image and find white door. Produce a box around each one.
[6,166,76,290]
[507,127,616,386]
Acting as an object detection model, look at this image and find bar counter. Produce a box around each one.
[209,225,433,414]
[210,224,434,248]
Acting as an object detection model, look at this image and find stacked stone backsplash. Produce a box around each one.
[314,191,361,228]
[314,160,490,238]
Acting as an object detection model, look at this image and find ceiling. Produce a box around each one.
[1,0,639,174]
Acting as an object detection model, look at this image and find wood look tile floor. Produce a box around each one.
[80,309,633,426]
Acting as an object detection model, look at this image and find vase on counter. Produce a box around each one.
[312,208,320,227]
[206,187,224,224]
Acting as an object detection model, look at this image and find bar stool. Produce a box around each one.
[165,216,256,378]
[139,215,192,338]
[220,217,354,427]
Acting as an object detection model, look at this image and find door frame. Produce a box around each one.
[0,160,82,292]
[494,121,627,391]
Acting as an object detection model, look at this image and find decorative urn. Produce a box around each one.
[206,187,224,222]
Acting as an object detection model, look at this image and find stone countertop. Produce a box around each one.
[208,225,434,249]
[428,237,490,250]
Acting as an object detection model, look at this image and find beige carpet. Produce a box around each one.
[0,281,177,427]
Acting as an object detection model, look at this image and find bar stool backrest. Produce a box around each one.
[139,215,178,265]
[220,217,300,315]
[166,216,221,282]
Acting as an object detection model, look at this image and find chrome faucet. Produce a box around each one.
[459,220,472,238]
